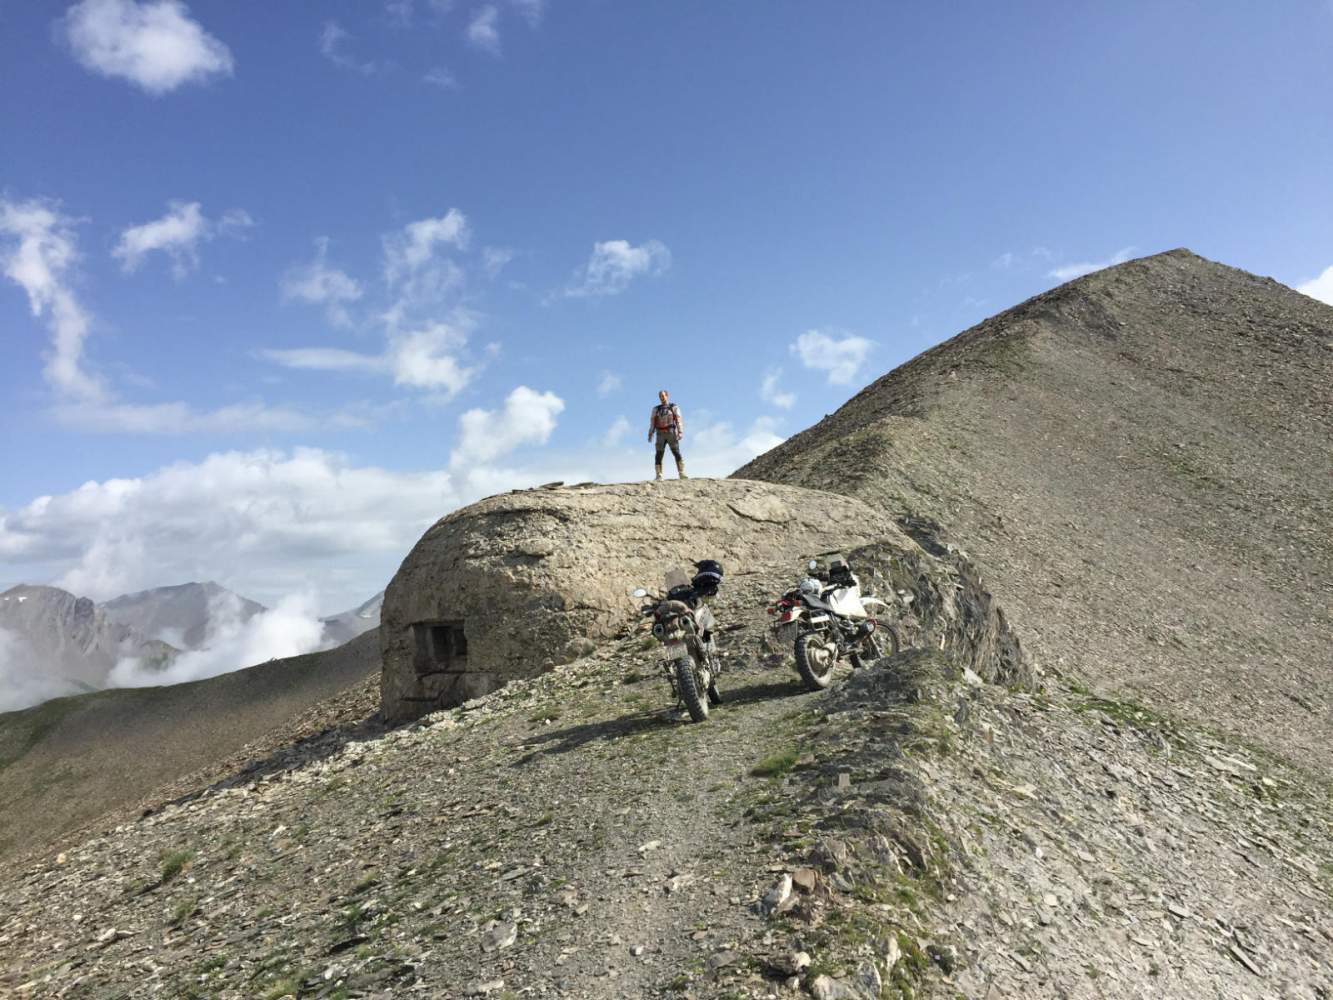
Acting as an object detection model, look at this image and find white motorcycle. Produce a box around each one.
[768,553,899,691]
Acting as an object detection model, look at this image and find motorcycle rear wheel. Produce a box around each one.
[676,657,710,722]
[850,623,901,670]
[794,631,838,691]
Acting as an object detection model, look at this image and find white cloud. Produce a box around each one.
[759,368,795,409]
[109,591,326,688]
[467,5,501,53]
[0,199,105,402]
[1047,247,1135,282]
[687,416,785,476]
[602,415,630,447]
[389,322,476,395]
[319,20,376,74]
[452,386,564,467]
[566,239,671,298]
[384,209,470,284]
[380,210,471,331]
[791,330,874,386]
[423,65,458,89]
[113,200,249,278]
[62,0,234,95]
[1296,265,1333,306]
[282,238,364,327]
[596,371,622,397]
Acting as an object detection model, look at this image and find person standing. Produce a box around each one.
[648,389,686,480]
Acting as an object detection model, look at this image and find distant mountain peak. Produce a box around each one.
[101,582,266,651]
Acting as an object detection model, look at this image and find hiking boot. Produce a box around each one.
[654,463,663,481]
[676,459,688,479]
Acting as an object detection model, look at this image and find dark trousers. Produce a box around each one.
[654,431,682,463]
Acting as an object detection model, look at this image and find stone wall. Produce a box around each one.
[380,479,912,722]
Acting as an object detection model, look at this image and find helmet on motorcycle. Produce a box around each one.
[798,577,821,598]
[691,559,723,597]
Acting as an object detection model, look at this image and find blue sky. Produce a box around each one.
[3,0,1333,614]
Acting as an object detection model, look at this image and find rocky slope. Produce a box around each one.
[102,582,267,650]
[0,584,175,710]
[738,248,1333,773]
[0,630,379,862]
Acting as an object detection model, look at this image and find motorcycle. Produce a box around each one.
[768,553,900,691]
[631,561,725,723]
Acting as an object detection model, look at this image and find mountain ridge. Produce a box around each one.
[738,247,1333,770]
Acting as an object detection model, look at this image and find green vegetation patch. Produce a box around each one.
[750,746,800,779]
[159,848,195,884]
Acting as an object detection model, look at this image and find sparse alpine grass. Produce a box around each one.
[159,848,194,884]
[750,746,799,778]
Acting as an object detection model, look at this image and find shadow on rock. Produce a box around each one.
[514,709,673,761]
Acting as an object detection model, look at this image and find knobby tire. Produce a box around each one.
[676,657,710,722]
[794,631,837,691]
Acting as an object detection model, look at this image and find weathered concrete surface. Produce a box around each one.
[380,479,912,721]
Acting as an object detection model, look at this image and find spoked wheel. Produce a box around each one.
[675,657,710,722]
[850,623,901,670]
[794,631,839,691]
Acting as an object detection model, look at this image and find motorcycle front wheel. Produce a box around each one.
[675,657,710,722]
[794,631,839,691]
[850,623,901,670]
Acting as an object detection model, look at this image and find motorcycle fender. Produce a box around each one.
[860,597,891,612]
[664,640,686,657]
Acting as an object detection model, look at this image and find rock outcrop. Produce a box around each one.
[380,479,911,721]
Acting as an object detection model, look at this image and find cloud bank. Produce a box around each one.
[109,591,327,688]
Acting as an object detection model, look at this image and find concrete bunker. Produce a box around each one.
[380,479,906,722]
